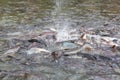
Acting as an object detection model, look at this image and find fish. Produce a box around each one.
[27,48,50,55]
[2,47,20,57]
[81,33,87,40]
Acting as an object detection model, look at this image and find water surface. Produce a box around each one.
[0,0,120,80]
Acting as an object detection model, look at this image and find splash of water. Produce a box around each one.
[51,0,79,42]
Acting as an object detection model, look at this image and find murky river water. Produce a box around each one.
[0,0,120,80]
[0,0,120,31]
[0,0,120,53]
